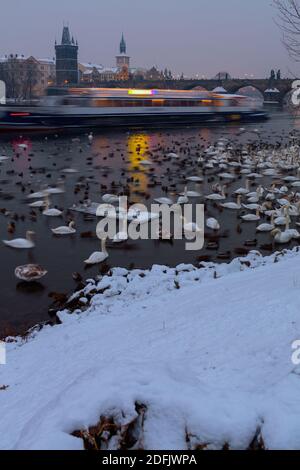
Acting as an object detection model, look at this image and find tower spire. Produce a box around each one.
[120,33,126,54]
[61,25,71,45]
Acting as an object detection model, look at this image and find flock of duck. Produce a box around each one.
[2,126,300,286]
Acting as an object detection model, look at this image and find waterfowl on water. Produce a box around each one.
[271,228,292,244]
[177,186,189,204]
[102,193,119,203]
[84,239,108,265]
[43,197,63,217]
[3,231,35,249]
[241,208,261,222]
[15,264,47,282]
[221,195,242,210]
[112,231,128,243]
[206,217,220,231]
[51,221,76,235]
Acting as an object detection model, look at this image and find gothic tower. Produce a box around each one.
[116,33,130,70]
[55,25,78,85]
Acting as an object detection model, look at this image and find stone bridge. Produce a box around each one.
[99,78,295,104]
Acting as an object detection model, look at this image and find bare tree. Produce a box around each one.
[0,55,22,100]
[22,59,40,100]
[274,0,300,61]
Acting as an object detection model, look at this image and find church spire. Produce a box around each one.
[120,33,126,54]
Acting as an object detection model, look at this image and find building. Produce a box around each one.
[36,58,55,91]
[0,54,55,98]
[115,33,130,71]
[55,25,78,85]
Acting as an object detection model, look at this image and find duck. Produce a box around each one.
[51,221,76,235]
[84,238,108,265]
[206,217,220,231]
[3,231,35,249]
[15,264,47,282]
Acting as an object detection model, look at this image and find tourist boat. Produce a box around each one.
[0,87,268,131]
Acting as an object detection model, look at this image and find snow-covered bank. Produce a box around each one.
[1,249,300,450]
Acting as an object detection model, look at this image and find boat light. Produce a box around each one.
[128,89,157,96]
[10,112,30,117]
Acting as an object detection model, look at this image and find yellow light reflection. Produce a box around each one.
[127,133,150,202]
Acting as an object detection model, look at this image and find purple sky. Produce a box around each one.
[0,0,296,77]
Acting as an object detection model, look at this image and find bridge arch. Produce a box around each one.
[234,85,264,103]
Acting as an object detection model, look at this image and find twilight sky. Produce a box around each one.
[0,0,297,78]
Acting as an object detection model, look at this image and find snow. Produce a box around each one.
[1,248,300,449]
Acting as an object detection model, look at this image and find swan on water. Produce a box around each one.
[84,239,108,265]
[3,231,35,249]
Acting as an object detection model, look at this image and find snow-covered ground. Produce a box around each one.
[1,248,300,450]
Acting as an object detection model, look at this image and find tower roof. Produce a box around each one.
[120,33,126,54]
[61,26,71,45]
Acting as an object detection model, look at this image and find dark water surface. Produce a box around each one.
[0,108,299,335]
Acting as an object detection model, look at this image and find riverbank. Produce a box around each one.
[1,247,300,449]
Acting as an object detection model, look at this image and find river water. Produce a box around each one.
[0,107,299,336]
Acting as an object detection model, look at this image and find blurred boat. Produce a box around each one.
[0,87,268,131]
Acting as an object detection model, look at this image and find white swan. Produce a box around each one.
[154,197,174,205]
[167,152,179,159]
[221,195,242,210]
[27,189,49,199]
[112,231,128,243]
[256,215,275,232]
[46,181,65,195]
[3,231,35,249]
[177,187,189,204]
[61,168,78,174]
[186,176,203,182]
[102,194,119,204]
[271,228,292,244]
[84,239,108,265]
[181,216,202,234]
[28,200,46,208]
[51,221,76,235]
[206,217,220,230]
[241,208,260,222]
[43,198,63,217]
[206,186,226,201]
[235,180,250,195]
